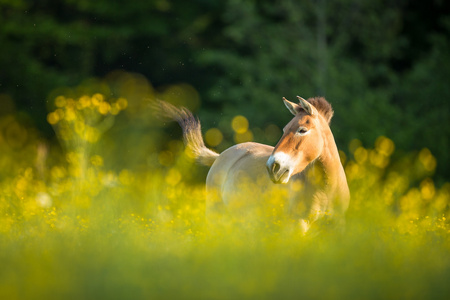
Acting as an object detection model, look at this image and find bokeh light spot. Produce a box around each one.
[116,98,128,110]
[55,96,67,108]
[47,112,59,125]
[354,147,368,164]
[98,102,111,115]
[376,136,395,156]
[349,139,362,154]
[79,96,91,108]
[419,148,437,172]
[36,192,52,208]
[420,178,435,200]
[234,130,253,144]
[205,128,223,147]
[65,108,76,121]
[166,168,182,186]
[92,93,104,106]
[231,115,249,134]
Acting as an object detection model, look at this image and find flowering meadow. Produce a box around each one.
[0,77,449,299]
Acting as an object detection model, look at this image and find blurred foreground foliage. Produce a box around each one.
[0,79,449,299]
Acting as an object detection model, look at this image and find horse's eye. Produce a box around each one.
[297,127,309,135]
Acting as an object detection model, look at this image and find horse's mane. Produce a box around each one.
[307,97,334,123]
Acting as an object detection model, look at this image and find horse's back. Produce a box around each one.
[206,142,274,213]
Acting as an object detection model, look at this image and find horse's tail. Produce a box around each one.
[153,100,219,166]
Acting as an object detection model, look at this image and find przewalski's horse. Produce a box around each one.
[156,96,349,233]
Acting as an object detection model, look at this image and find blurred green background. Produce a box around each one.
[0,0,449,180]
[1,2,450,299]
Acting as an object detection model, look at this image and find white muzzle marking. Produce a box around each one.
[266,151,294,184]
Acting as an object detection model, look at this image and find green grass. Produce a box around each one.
[0,93,449,299]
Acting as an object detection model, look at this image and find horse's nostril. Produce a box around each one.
[272,162,280,174]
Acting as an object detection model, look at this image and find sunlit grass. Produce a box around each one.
[0,82,449,299]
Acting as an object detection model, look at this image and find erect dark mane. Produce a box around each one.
[307,97,334,123]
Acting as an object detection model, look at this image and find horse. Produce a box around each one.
[155,96,349,233]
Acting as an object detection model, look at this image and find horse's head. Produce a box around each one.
[266,96,333,184]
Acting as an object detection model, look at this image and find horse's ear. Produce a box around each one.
[283,97,301,115]
[297,96,314,116]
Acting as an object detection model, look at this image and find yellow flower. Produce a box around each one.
[91,93,104,106]
[98,102,111,115]
[79,96,91,108]
[116,98,128,110]
[47,112,59,125]
[55,96,66,108]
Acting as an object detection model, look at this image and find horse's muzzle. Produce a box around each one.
[266,158,290,184]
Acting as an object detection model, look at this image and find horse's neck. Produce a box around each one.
[313,127,350,216]
[317,129,346,191]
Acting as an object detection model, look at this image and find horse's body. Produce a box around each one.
[156,96,349,232]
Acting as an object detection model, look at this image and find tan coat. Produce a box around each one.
[156,96,350,233]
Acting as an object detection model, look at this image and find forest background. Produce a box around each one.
[1,0,449,181]
[1,1,450,299]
